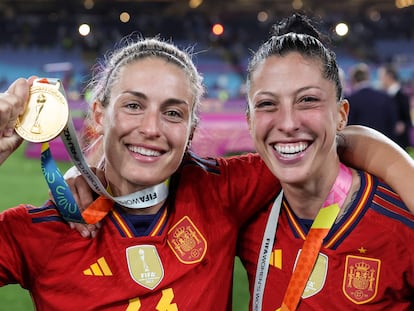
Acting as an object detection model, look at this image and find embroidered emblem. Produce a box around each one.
[358,246,367,254]
[343,255,381,304]
[126,245,164,290]
[302,252,328,298]
[167,216,207,264]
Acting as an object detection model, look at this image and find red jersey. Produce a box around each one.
[239,171,414,310]
[0,153,280,311]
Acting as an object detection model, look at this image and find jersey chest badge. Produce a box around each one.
[167,216,207,264]
[342,255,381,304]
[126,245,164,290]
[299,251,328,299]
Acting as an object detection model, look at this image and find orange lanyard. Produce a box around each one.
[280,203,340,311]
[281,163,353,311]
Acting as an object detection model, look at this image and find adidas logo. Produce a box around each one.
[269,249,282,269]
[83,257,113,276]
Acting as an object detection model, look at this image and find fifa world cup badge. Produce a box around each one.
[15,82,69,143]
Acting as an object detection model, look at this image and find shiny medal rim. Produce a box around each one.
[15,83,69,143]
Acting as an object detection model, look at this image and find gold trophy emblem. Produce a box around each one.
[15,82,69,143]
[30,93,46,134]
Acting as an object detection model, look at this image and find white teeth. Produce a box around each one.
[274,142,308,157]
[129,146,162,157]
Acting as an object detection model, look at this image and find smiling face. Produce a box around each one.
[93,57,194,195]
[247,52,348,187]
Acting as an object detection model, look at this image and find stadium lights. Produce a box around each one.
[335,22,349,37]
[292,0,303,10]
[395,0,414,8]
[120,12,131,23]
[78,23,91,37]
[257,11,269,23]
[84,0,94,10]
[212,23,224,36]
[189,0,203,9]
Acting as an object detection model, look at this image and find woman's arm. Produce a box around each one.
[340,125,414,210]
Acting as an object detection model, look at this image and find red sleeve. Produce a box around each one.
[0,205,33,287]
[0,203,67,289]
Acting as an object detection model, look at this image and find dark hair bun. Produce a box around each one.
[272,14,325,43]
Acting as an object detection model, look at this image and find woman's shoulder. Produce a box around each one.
[359,170,414,226]
[181,152,275,181]
[1,200,66,225]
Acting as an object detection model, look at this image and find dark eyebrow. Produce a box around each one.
[258,86,322,95]
[296,86,323,94]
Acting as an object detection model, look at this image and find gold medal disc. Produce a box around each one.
[15,83,69,143]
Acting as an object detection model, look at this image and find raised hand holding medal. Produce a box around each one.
[15,78,90,223]
[15,78,169,224]
[15,79,69,143]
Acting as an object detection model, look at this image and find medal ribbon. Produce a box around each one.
[41,143,83,222]
[280,163,353,311]
[32,78,169,223]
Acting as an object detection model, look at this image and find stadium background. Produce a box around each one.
[0,0,413,310]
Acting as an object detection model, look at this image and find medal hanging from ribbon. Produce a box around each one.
[16,78,169,224]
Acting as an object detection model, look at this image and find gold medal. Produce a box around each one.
[15,82,69,143]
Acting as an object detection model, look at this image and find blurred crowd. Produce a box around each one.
[0,7,413,148]
[345,62,413,150]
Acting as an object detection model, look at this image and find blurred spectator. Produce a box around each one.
[378,63,412,149]
[338,67,351,98]
[347,63,398,141]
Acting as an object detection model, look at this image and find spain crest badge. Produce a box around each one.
[342,255,381,304]
[167,216,207,264]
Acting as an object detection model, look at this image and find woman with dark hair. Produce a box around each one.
[239,14,414,310]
